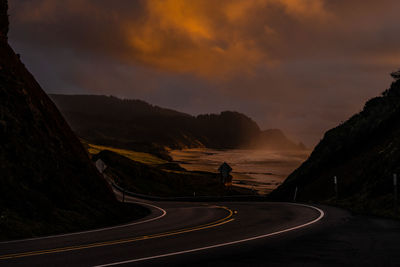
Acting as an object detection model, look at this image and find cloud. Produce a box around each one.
[8,0,400,145]
[124,0,334,77]
[9,0,334,78]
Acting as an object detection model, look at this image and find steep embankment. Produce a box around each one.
[270,78,400,217]
[0,1,147,240]
[50,94,305,151]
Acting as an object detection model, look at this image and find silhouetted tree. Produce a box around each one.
[391,69,400,80]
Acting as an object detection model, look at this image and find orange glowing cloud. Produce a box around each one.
[123,0,330,78]
[11,0,332,79]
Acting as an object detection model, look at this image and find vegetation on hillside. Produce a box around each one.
[0,0,7,39]
[86,143,167,166]
[270,77,400,218]
[50,94,305,152]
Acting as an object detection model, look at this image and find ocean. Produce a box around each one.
[170,148,310,195]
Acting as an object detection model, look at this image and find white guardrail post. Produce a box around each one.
[394,173,398,212]
[293,186,298,202]
[334,176,338,200]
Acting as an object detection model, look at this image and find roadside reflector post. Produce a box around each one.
[293,186,298,202]
[334,176,338,200]
[394,174,398,212]
[122,189,125,203]
[193,192,196,198]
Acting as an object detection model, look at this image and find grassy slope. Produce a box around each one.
[88,144,251,197]
[87,143,167,165]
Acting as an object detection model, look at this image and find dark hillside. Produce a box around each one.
[270,78,400,217]
[0,1,147,240]
[52,94,190,119]
[50,94,199,152]
[50,94,305,151]
[0,0,7,39]
[194,111,260,148]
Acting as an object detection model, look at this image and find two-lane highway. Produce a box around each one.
[0,195,324,266]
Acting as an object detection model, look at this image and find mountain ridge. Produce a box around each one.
[49,94,305,152]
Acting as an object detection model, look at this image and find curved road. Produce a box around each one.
[3,190,400,266]
[0,193,324,267]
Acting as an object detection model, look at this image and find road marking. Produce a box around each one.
[0,207,233,260]
[0,200,167,245]
[93,203,324,267]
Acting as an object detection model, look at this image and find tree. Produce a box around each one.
[391,70,400,80]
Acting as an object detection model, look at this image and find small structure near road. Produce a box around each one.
[95,159,107,174]
[218,162,233,186]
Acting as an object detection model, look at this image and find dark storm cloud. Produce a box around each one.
[7,0,400,145]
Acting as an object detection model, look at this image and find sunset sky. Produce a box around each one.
[8,0,400,146]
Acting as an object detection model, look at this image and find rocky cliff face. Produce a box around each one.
[270,78,400,218]
[0,0,146,240]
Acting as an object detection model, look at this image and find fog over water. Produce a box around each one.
[170,149,310,195]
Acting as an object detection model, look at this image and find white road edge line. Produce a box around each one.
[93,203,324,267]
[0,201,166,245]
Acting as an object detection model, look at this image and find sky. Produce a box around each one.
[7,0,400,146]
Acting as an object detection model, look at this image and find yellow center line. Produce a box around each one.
[0,206,235,260]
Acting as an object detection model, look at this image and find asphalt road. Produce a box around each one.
[1,193,400,267]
